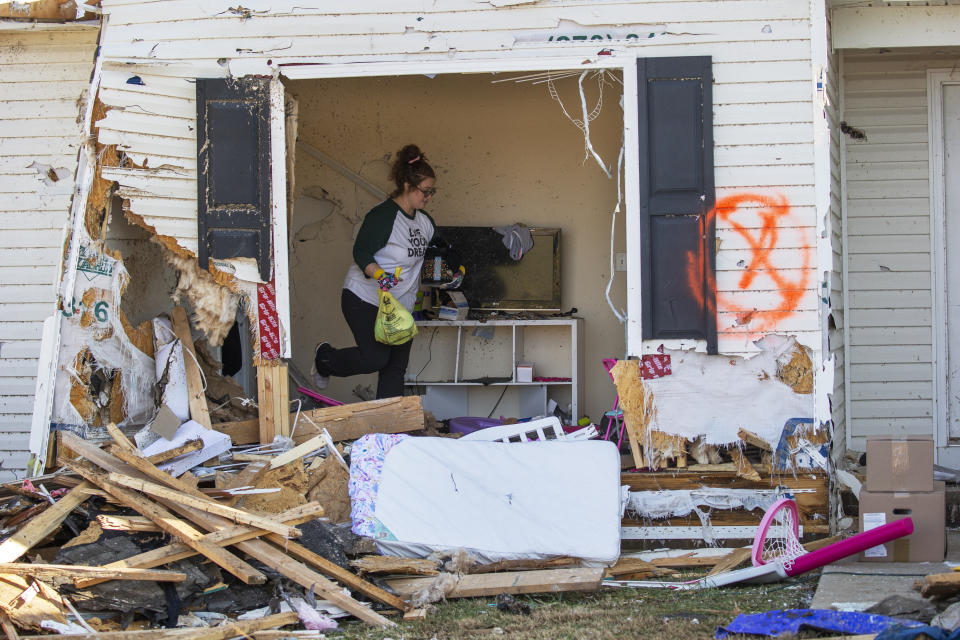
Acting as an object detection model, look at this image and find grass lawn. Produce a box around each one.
[333,573,821,640]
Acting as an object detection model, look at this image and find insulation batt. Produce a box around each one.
[641,335,812,448]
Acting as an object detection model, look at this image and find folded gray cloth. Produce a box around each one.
[492,224,534,260]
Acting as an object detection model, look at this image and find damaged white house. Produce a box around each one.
[1,0,958,497]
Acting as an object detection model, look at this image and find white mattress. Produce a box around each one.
[352,436,622,566]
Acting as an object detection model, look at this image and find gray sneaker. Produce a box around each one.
[311,343,330,389]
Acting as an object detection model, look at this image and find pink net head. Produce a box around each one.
[752,498,806,570]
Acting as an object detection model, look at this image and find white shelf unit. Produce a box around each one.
[405,318,582,422]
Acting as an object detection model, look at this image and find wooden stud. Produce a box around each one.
[75,503,325,589]
[215,395,424,445]
[469,557,580,574]
[257,363,289,444]
[257,363,275,444]
[105,473,301,539]
[0,482,92,563]
[63,459,267,586]
[269,434,326,469]
[350,555,439,576]
[0,563,186,583]
[386,568,605,599]
[145,438,203,465]
[170,306,212,429]
[97,515,161,532]
[916,572,960,598]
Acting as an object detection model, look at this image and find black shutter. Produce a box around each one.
[638,56,717,354]
[197,77,273,282]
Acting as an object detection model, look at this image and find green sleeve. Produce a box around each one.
[352,203,396,272]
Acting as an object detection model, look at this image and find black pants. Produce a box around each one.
[314,289,412,399]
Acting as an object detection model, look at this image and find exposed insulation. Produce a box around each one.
[84,103,120,241]
[776,342,814,394]
[163,250,241,347]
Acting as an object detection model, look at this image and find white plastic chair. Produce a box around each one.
[460,416,597,443]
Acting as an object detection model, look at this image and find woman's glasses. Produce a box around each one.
[417,186,437,197]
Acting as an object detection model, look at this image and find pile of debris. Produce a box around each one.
[0,392,617,638]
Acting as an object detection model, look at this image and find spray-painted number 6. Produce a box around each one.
[94,301,109,322]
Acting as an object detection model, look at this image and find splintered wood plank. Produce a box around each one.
[916,572,960,598]
[191,611,299,640]
[215,395,425,445]
[97,515,161,532]
[264,535,409,612]
[707,547,753,576]
[0,563,185,582]
[269,433,327,469]
[350,555,439,576]
[59,432,389,626]
[62,459,266,586]
[145,438,203,464]
[729,447,762,482]
[469,557,581,574]
[0,611,18,640]
[105,473,301,539]
[22,612,299,640]
[0,575,68,631]
[738,428,773,451]
[0,482,92,563]
[75,502,325,589]
[386,568,605,598]
[170,306,212,429]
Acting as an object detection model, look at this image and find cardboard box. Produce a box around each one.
[516,362,533,383]
[437,291,469,321]
[866,434,934,492]
[859,481,945,562]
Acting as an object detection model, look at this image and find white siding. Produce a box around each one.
[95,0,819,357]
[828,45,845,447]
[0,27,98,477]
[842,48,960,447]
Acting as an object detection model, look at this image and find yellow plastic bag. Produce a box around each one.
[374,270,418,346]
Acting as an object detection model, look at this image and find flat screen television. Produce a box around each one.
[434,226,561,311]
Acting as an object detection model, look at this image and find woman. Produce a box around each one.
[312,144,463,399]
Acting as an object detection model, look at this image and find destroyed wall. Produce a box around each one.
[0,24,99,478]
[82,0,823,423]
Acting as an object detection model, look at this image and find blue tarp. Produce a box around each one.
[715,609,924,638]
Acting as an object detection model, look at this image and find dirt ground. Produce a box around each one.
[334,574,821,640]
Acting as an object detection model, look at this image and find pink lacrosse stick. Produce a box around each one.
[614,498,914,590]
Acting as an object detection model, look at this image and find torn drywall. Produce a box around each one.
[615,335,815,452]
[54,246,155,429]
